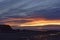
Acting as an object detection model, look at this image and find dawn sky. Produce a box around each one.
[0,0,60,30]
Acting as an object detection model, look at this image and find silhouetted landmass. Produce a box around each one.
[0,24,60,40]
[0,25,13,32]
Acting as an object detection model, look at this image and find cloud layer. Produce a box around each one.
[0,0,60,30]
[0,0,60,19]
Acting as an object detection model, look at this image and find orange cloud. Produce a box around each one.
[0,17,60,27]
[20,19,60,27]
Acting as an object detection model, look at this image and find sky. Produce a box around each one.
[0,0,60,30]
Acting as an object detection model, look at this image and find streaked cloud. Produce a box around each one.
[0,0,5,2]
[0,0,60,18]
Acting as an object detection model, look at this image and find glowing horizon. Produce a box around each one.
[0,17,60,27]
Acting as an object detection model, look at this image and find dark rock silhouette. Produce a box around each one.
[0,24,14,32]
[0,24,12,30]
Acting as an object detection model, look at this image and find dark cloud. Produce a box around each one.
[0,0,60,19]
[31,8,60,19]
[7,20,32,23]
